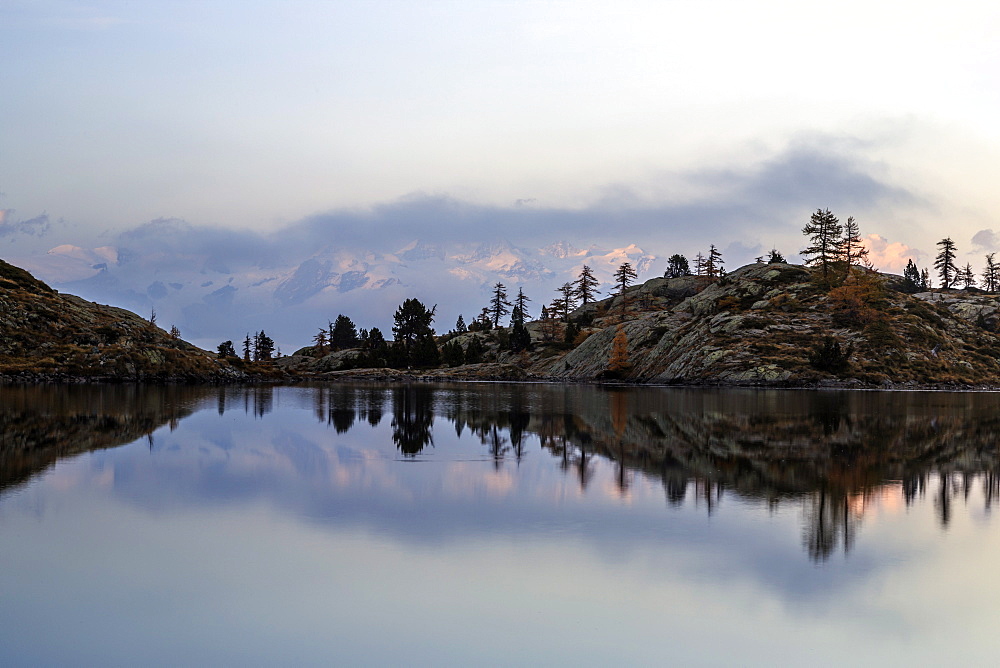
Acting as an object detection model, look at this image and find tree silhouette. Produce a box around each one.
[705,245,724,277]
[801,208,844,282]
[983,253,1000,293]
[902,259,922,293]
[613,262,637,296]
[935,237,958,289]
[664,254,691,278]
[574,265,600,304]
[489,282,511,328]
[767,248,785,263]
[329,314,359,350]
[217,340,236,358]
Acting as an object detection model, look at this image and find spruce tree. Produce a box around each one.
[330,314,359,350]
[767,248,786,264]
[455,314,467,333]
[934,238,958,289]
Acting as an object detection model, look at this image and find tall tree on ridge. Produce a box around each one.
[801,208,845,282]
[934,238,958,289]
[489,282,511,328]
[574,265,600,304]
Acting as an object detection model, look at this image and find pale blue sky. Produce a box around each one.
[3,0,1000,268]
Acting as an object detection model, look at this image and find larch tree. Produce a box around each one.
[840,216,870,270]
[705,245,724,278]
[574,265,600,304]
[983,253,1000,293]
[489,282,511,328]
[934,238,958,289]
[613,262,637,296]
[608,324,630,374]
[801,208,845,282]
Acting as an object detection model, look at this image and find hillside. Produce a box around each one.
[286,261,1000,388]
[0,258,247,382]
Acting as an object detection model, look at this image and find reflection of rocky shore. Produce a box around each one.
[0,385,279,493]
[7,382,1000,561]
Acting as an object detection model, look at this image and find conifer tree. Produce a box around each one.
[573,265,600,304]
[217,340,236,358]
[705,245,724,277]
[313,329,328,355]
[801,208,845,281]
[243,333,252,361]
[902,259,922,293]
[330,314,359,350]
[455,314,467,333]
[983,253,1000,293]
[489,282,511,328]
[694,252,706,276]
[767,248,785,264]
[513,287,532,321]
[664,254,691,278]
[392,298,437,367]
[840,216,870,269]
[613,262,637,295]
[935,238,958,289]
[920,268,931,290]
[608,324,630,373]
[556,283,577,321]
[960,262,977,289]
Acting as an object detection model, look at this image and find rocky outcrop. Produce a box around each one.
[0,258,248,382]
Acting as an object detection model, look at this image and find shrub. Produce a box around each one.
[809,336,853,374]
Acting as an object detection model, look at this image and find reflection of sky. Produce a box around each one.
[2,388,1000,664]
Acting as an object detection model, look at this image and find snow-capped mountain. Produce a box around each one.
[13,238,659,351]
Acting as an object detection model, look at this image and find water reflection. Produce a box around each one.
[4,382,1000,561]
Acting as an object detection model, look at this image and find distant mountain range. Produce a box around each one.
[12,238,658,350]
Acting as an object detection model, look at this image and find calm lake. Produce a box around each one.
[3,382,1000,665]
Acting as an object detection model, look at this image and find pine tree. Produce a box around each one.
[613,262,637,295]
[935,237,958,289]
[664,254,691,278]
[767,248,786,263]
[540,305,550,320]
[573,265,600,304]
[902,259,922,293]
[489,282,511,328]
[801,208,845,282]
[217,340,236,358]
[330,314,359,350]
[464,336,485,364]
[169,325,180,339]
[243,333,252,361]
[254,331,274,361]
[455,314,467,333]
[392,298,437,368]
[920,268,931,290]
[983,253,1000,293]
[441,340,465,367]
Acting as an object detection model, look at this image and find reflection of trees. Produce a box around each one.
[394,383,1000,562]
[391,386,435,457]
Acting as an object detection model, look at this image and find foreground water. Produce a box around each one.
[3,383,1000,665]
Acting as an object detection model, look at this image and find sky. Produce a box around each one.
[3,0,1000,343]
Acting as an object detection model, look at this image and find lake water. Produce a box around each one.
[3,382,1000,665]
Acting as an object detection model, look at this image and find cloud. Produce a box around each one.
[0,211,50,239]
[971,229,998,251]
[862,234,922,273]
